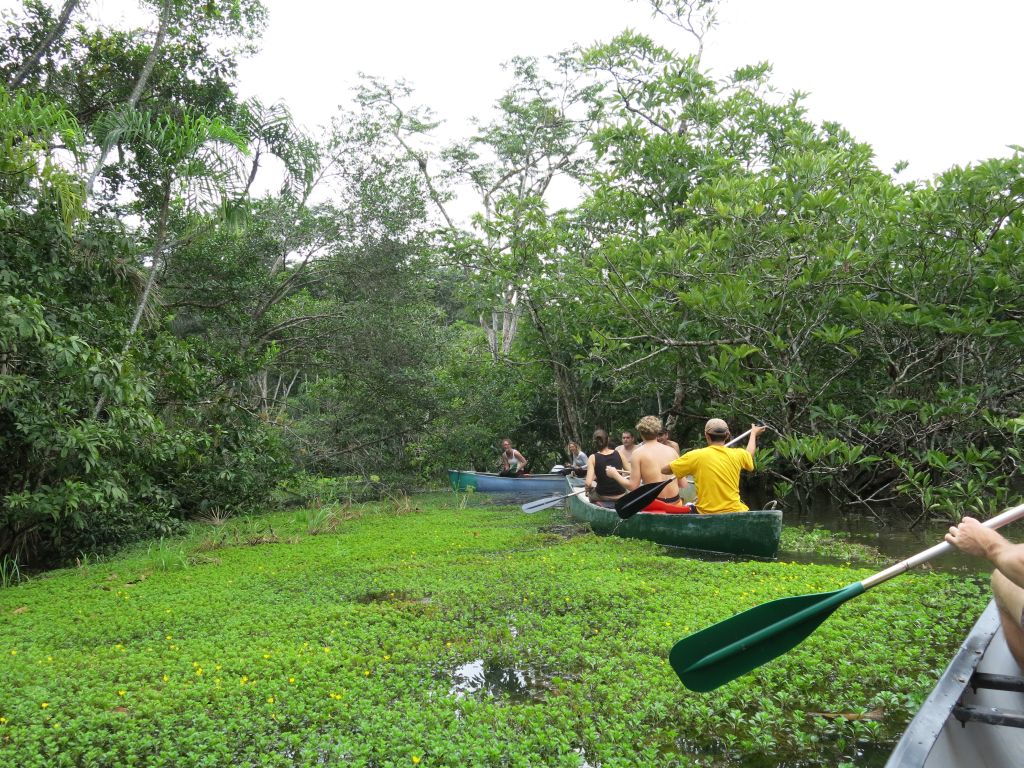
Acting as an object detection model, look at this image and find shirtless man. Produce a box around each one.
[615,430,638,467]
[657,427,680,454]
[606,416,687,508]
[946,517,1024,668]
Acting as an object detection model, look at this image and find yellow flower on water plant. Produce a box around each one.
[117,690,126,697]
[40,702,48,709]
[363,670,370,676]
[162,674,169,682]
[266,696,274,704]
[288,677,295,684]
[9,650,16,656]
[412,757,421,765]
[0,716,8,724]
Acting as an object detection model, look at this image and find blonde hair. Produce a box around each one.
[635,415,663,441]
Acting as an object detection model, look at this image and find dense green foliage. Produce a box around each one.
[0,495,989,766]
[1,0,1021,566]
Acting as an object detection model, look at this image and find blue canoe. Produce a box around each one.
[448,470,568,495]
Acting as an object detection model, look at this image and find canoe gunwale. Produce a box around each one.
[447,469,568,495]
[565,479,782,558]
[884,599,1024,767]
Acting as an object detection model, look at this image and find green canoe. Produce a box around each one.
[566,485,782,558]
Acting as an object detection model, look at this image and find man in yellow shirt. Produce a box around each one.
[661,419,767,514]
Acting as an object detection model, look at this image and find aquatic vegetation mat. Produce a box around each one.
[0,494,989,766]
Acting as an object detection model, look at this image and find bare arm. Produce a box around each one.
[605,465,635,491]
[660,462,689,489]
[747,424,768,457]
[585,455,597,489]
[947,518,1024,588]
[616,448,631,476]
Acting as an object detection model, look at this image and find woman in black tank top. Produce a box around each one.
[586,429,627,500]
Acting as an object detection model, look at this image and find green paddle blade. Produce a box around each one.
[670,582,865,692]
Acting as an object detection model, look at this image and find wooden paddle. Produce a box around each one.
[614,427,756,520]
[521,487,586,514]
[670,501,1024,692]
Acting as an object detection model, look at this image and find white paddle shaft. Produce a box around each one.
[726,428,753,447]
[860,502,1024,590]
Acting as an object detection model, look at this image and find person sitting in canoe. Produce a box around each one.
[585,429,627,502]
[657,427,680,454]
[606,416,690,512]
[498,438,528,477]
[662,419,767,514]
[566,441,588,478]
[615,429,638,467]
[946,517,1024,668]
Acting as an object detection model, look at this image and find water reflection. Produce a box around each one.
[447,658,551,703]
[787,509,986,572]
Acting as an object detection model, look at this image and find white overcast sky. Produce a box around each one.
[29,0,1024,182]
[228,0,1022,183]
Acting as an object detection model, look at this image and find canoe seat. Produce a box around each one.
[970,672,1024,695]
[951,671,1024,729]
[952,704,1024,729]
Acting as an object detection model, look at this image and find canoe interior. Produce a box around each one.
[885,599,1024,767]
[565,482,782,558]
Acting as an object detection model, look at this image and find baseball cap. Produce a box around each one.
[705,418,730,436]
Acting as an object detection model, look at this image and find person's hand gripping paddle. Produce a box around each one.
[669,501,1024,691]
[614,428,755,520]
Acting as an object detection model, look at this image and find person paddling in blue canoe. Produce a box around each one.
[946,517,1024,668]
[563,441,588,478]
[498,438,527,477]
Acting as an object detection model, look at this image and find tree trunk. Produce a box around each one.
[6,0,79,90]
[523,297,584,443]
[93,180,171,418]
[668,357,687,433]
[85,0,174,199]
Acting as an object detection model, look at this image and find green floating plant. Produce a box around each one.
[0,493,990,767]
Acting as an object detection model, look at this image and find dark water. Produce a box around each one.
[784,506,988,573]
[457,488,992,572]
[446,657,555,703]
